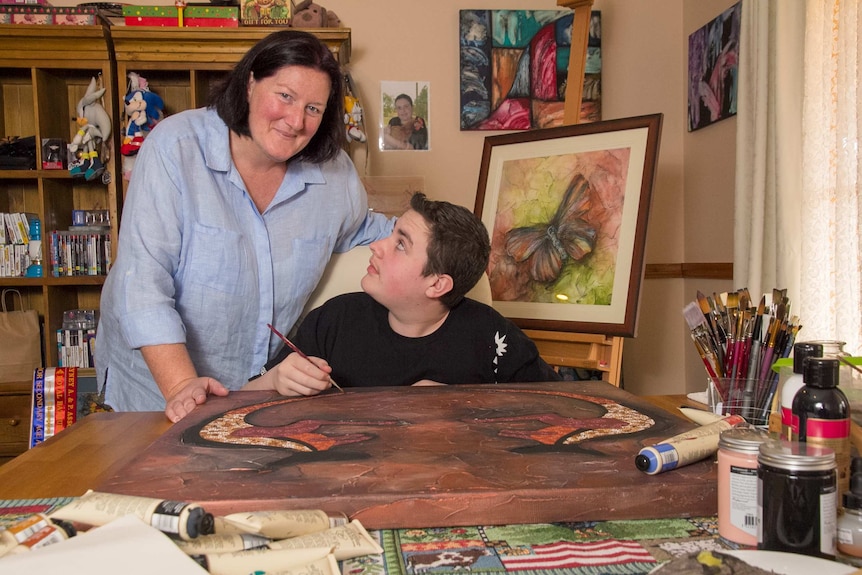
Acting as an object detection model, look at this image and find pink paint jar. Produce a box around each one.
[718,426,769,546]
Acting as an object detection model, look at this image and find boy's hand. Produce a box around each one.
[245,353,333,396]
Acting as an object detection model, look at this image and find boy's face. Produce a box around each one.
[395,98,413,123]
[362,209,436,308]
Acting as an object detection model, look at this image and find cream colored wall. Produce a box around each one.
[51,0,738,396]
[679,0,738,394]
[329,0,715,396]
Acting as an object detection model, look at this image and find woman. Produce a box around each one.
[96,30,392,422]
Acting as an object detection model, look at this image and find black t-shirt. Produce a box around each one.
[264,293,560,387]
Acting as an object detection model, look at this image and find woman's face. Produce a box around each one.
[246,65,331,163]
[395,98,413,124]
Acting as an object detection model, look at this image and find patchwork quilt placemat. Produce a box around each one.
[346,517,736,575]
[1,498,739,575]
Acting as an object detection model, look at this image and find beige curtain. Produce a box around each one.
[735,0,861,354]
[733,0,805,304]
[799,0,861,353]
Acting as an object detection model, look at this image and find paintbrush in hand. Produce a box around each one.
[266,323,345,394]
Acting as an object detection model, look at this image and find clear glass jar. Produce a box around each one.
[838,507,862,566]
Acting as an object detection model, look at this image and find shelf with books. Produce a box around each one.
[0,24,120,370]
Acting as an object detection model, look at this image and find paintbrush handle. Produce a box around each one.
[746,340,762,381]
[758,346,776,383]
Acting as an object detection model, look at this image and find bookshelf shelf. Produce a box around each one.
[0,24,119,375]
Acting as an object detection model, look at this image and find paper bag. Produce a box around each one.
[0,289,42,383]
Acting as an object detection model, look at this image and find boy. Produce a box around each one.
[245,193,559,396]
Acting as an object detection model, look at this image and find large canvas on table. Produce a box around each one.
[99,382,716,529]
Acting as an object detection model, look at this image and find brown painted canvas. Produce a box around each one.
[99,382,717,529]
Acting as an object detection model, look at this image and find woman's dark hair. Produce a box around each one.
[210,30,345,163]
[410,193,491,309]
[394,93,414,107]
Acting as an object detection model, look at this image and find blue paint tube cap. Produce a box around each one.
[635,448,658,473]
[635,444,678,475]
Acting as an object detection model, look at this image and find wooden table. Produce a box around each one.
[0,393,707,501]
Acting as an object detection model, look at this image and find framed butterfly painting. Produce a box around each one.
[474,113,663,337]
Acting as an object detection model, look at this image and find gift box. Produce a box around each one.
[0,0,52,5]
[0,5,52,24]
[123,5,179,27]
[240,0,291,26]
[53,6,99,25]
[185,5,238,28]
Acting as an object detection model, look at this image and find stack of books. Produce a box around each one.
[49,209,112,277]
[57,309,97,368]
[30,366,107,447]
[30,367,78,448]
[0,211,34,277]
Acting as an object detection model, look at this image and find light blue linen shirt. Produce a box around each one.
[96,107,392,412]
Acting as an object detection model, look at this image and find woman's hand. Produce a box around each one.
[164,376,229,423]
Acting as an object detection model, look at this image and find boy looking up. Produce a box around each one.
[245,193,560,395]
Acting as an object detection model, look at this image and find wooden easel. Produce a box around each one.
[524,0,624,388]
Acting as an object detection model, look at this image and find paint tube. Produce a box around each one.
[218,509,348,539]
[174,532,272,555]
[678,407,727,426]
[267,519,383,561]
[0,513,75,557]
[190,546,333,575]
[635,414,747,475]
[4,520,76,555]
[48,490,214,540]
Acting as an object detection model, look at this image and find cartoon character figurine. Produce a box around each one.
[121,72,164,179]
[121,73,164,156]
[69,76,112,182]
[344,94,367,143]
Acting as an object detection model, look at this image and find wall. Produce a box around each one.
[51,0,739,396]
[322,0,737,396]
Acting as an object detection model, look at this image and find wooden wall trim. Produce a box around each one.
[644,262,733,280]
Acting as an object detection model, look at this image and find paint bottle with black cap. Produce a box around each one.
[779,341,823,440]
[792,357,851,496]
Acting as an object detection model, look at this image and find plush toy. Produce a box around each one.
[344,95,366,143]
[121,72,164,156]
[121,72,164,180]
[292,0,341,27]
[69,76,112,182]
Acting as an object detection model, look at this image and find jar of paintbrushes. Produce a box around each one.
[684,288,800,429]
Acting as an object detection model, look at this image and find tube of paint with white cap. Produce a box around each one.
[49,490,214,540]
[635,415,747,475]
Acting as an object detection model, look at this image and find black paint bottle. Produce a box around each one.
[792,357,851,496]
[758,439,837,558]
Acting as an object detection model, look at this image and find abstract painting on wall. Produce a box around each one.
[459,9,601,131]
[687,2,740,132]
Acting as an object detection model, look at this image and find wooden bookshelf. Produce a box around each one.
[0,24,120,370]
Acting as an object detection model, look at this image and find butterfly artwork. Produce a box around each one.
[504,174,597,284]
